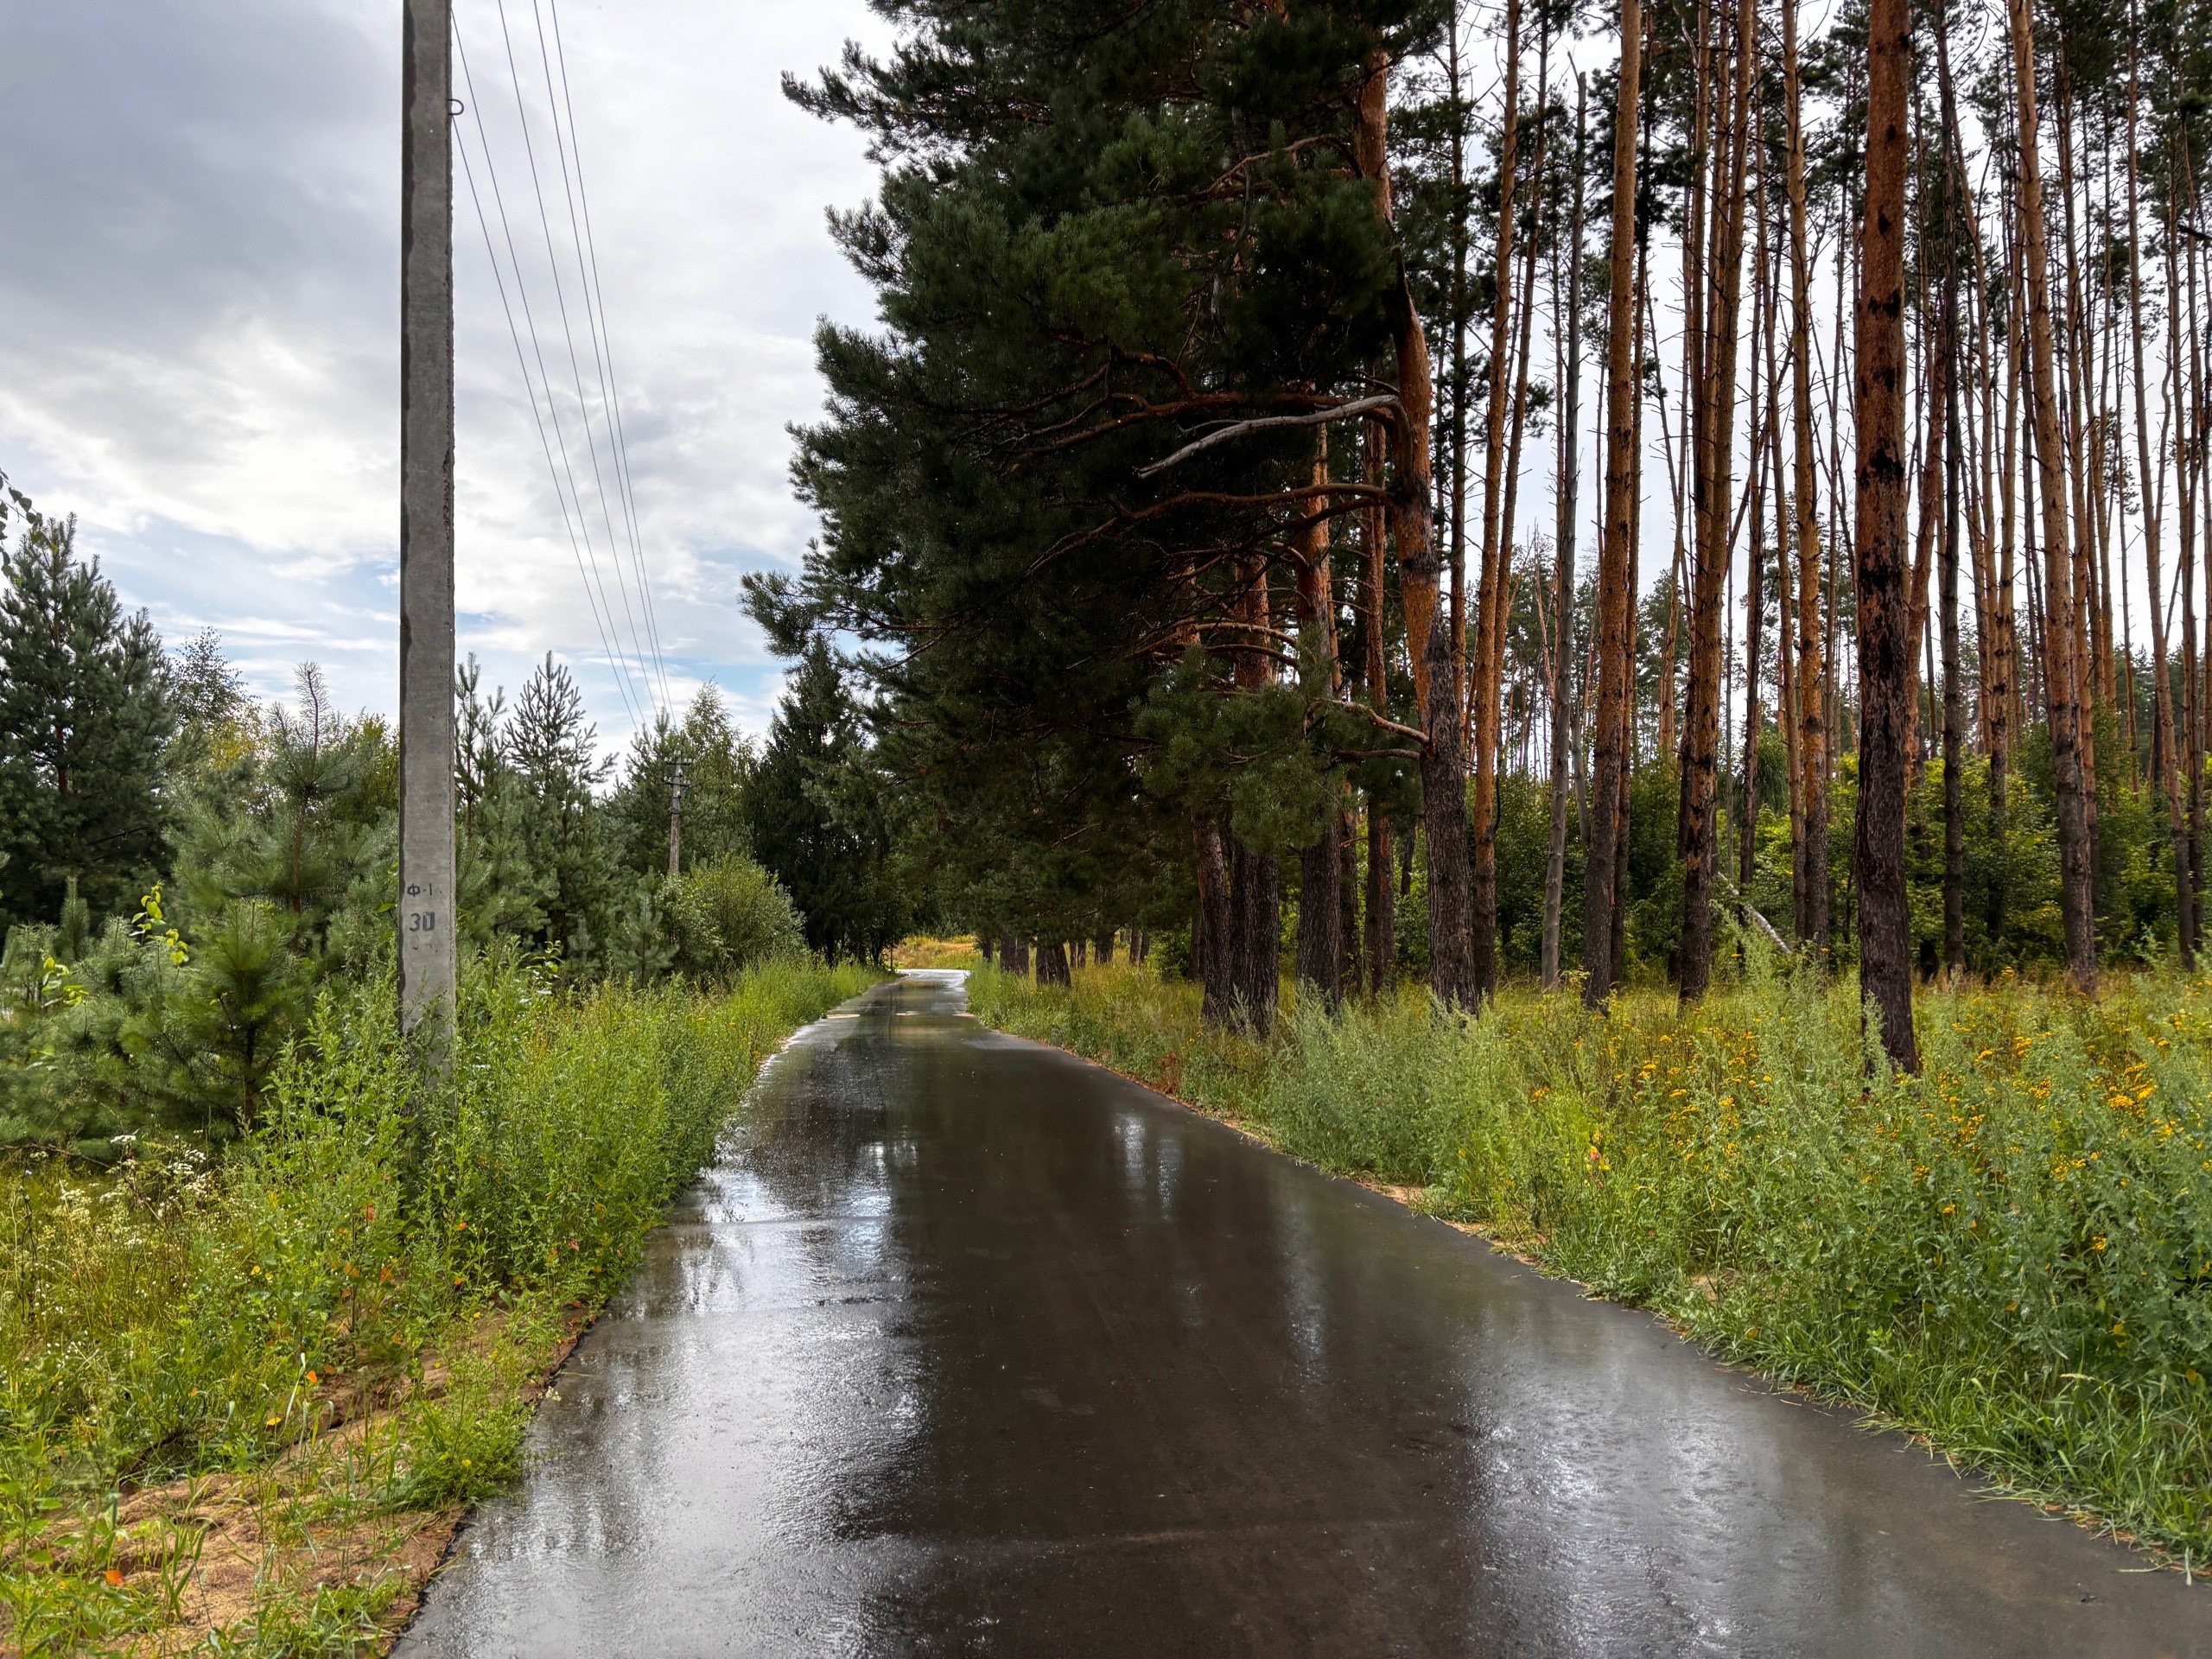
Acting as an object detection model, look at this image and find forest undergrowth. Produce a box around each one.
[969,954,2212,1567]
[0,956,876,1656]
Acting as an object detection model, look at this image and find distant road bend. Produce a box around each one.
[397,970,2209,1657]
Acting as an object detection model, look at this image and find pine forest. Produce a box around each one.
[16,0,2212,1643]
[757,0,2212,1071]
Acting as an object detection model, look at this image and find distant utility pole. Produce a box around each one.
[667,755,687,877]
[399,0,457,1043]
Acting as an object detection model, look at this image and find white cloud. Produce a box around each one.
[0,0,891,753]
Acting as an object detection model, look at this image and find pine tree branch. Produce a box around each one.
[1135,396,1405,477]
[1315,701,1427,744]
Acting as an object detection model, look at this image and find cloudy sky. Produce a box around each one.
[0,0,889,753]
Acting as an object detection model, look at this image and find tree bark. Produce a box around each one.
[1360,49,1478,1010]
[2187,177,2209,943]
[1196,821,1232,1026]
[2126,32,2191,963]
[1227,546,1281,1033]
[1609,105,1653,995]
[1742,390,1766,906]
[2007,0,2099,990]
[2050,71,2105,914]
[2174,180,2206,956]
[1362,413,1397,995]
[1677,0,1755,1004]
[1781,0,1829,960]
[1338,809,1363,995]
[1853,0,1918,1071]
[1470,0,1523,1002]
[1295,437,1344,1007]
[1229,839,1280,1033]
[1990,185,2022,925]
[1448,10,1471,753]
[1543,77,1587,992]
[1942,304,1967,980]
[1743,109,1781,918]
[1584,0,1643,1007]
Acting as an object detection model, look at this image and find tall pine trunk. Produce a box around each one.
[1448,11,1471,752]
[1677,0,1754,1004]
[1853,0,1918,1071]
[1230,554,1280,1032]
[2007,0,2099,990]
[1361,53,1477,1011]
[1743,99,1782,918]
[1229,842,1280,1033]
[1295,436,1344,1007]
[1543,79,1587,991]
[1942,296,1967,980]
[1362,412,1397,994]
[1195,822,1232,1027]
[2126,35,2192,963]
[2187,182,2209,939]
[2051,72,2104,915]
[1471,0,1523,1002]
[1584,0,1643,1007]
[2173,184,2206,953]
[1782,0,1829,959]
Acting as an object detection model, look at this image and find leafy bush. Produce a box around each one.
[663,856,807,984]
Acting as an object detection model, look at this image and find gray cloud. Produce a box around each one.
[0,0,887,746]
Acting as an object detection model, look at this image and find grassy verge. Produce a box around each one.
[1,956,878,1656]
[969,957,2212,1567]
[888,937,982,969]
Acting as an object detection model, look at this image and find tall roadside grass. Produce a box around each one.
[1,956,876,1656]
[970,957,2212,1562]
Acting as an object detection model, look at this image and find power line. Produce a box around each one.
[541,0,671,710]
[454,117,637,730]
[453,16,647,727]
[489,0,662,715]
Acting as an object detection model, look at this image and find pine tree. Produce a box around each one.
[453,655,552,947]
[179,665,386,951]
[777,0,1452,1017]
[170,627,246,731]
[164,627,254,783]
[746,641,907,962]
[0,490,175,930]
[609,685,753,877]
[507,652,620,966]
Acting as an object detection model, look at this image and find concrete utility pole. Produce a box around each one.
[399,0,457,1041]
[667,755,687,878]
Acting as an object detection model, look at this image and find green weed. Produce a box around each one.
[0,955,876,1651]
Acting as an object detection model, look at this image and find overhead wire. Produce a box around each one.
[489,0,662,718]
[453,20,643,729]
[540,0,671,710]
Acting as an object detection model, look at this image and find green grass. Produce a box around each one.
[969,955,2212,1563]
[0,955,877,1655]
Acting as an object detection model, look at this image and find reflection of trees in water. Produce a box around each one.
[722,1025,934,1548]
[747,1015,1491,1643]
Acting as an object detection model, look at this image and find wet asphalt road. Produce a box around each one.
[397,970,2209,1657]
